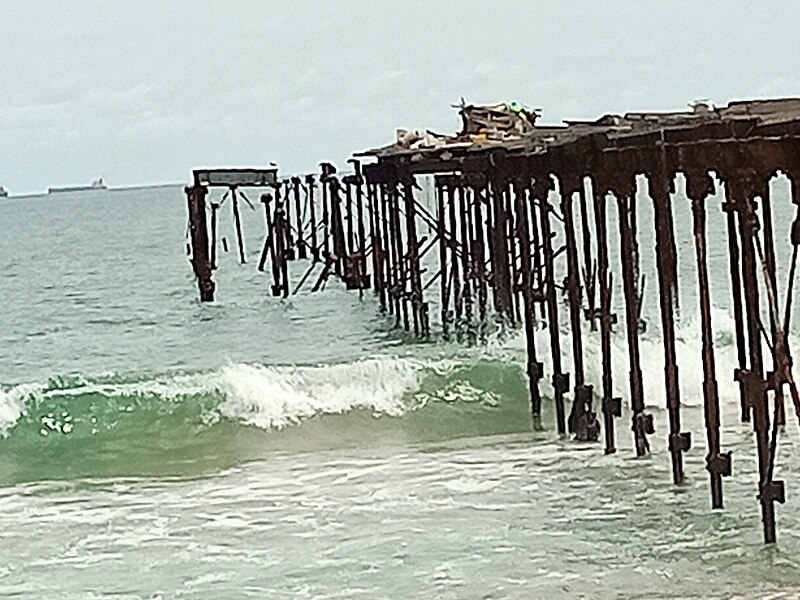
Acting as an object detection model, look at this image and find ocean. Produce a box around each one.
[1,180,800,599]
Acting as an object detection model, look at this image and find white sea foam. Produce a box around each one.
[0,383,42,436]
[0,356,439,436]
[0,307,754,440]
[497,303,744,409]
[215,357,428,429]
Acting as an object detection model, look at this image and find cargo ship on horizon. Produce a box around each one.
[48,178,107,194]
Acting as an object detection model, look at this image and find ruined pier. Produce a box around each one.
[184,98,800,543]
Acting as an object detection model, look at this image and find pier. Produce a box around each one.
[184,97,800,544]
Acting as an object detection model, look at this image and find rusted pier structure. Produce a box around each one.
[184,98,800,543]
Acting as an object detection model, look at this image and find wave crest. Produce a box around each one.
[216,358,427,429]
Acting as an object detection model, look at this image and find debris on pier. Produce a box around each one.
[184,97,800,544]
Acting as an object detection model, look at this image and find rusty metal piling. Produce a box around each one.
[650,174,690,484]
[489,179,514,322]
[614,186,651,456]
[403,182,422,335]
[537,180,567,435]
[292,177,307,260]
[436,181,451,338]
[230,186,246,264]
[724,188,750,423]
[368,182,386,310]
[185,184,215,301]
[514,179,543,428]
[473,182,489,328]
[561,178,598,441]
[458,185,475,340]
[590,180,620,454]
[447,183,463,338]
[729,175,783,543]
[687,170,730,508]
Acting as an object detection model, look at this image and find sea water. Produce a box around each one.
[1,181,800,599]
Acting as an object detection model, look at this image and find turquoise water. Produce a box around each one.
[1,182,800,598]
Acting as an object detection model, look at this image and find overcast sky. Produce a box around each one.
[1,1,798,193]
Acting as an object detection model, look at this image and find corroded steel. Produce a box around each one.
[514,180,543,428]
[687,170,730,508]
[614,189,651,457]
[183,97,800,544]
[561,177,599,442]
[650,174,690,485]
[591,179,620,454]
[185,184,214,301]
[537,181,568,436]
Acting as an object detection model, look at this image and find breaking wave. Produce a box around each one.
[0,355,533,484]
[0,305,750,485]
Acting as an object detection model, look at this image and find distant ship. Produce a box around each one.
[0,186,7,198]
[48,178,107,194]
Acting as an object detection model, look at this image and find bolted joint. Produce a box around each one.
[758,480,786,505]
[707,451,732,477]
[572,410,600,442]
[569,384,598,441]
[198,279,215,302]
[527,360,544,381]
[553,372,570,395]
[603,396,622,418]
[641,413,655,434]
[735,368,769,409]
[632,412,654,435]
[668,431,692,453]
[765,369,787,392]
[575,384,593,407]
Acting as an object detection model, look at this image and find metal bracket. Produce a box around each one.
[603,396,622,418]
[528,360,544,381]
[553,372,570,395]
[759,480,786,505]
[575,384,593,406]
[735,368,769,409]
[633,412,655,434]
[668,431,692,453]
[707,451,733,477]
[589,307,618,328]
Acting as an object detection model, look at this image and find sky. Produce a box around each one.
[1,1,799,193]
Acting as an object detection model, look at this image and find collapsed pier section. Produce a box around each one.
[184,98,800,543]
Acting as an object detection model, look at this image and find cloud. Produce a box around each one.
[2,1,800,192]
